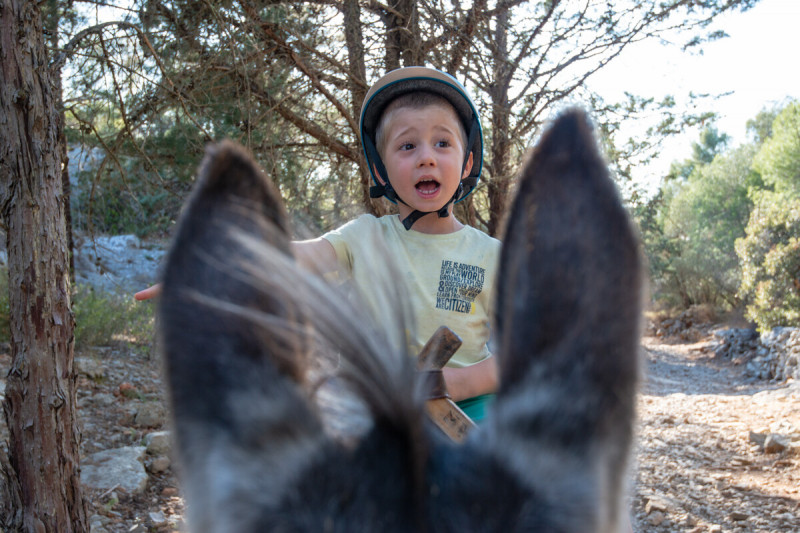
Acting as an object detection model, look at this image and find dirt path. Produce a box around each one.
[2,330,798,532]
[632,335,800,532]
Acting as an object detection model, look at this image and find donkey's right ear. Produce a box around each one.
[489,108,642,533]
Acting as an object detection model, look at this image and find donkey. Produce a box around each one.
[158,108,642,532]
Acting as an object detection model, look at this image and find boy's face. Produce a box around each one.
[378,104,473,219]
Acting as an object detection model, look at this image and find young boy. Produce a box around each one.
[137,67,500,421]
[293,67,499,420]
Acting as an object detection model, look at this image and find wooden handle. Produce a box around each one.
[417,326,462,371]
[425,398,476,442]
[416,326,476,442]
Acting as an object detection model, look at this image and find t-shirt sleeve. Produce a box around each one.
[321,215,371,273]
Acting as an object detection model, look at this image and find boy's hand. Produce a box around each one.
[134,283,162,301]
[443,356,498,402]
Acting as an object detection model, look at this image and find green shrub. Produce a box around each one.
[655,145,756,309]
[736,191,800,331]
[72,285,155,348]
[0,265,154,348]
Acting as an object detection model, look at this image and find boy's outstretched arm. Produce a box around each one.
[134,238,338,301]
[290,238,339,275]
[443,355,498,402]
[135,284,163,301]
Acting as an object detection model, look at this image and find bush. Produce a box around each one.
[736,191,800,331]
[72,285,155,348]
[0,266,154,348]
[655,145,756,309]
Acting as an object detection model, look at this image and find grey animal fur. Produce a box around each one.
[158,108,643,532]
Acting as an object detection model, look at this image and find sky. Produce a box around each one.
[586,0,800,193]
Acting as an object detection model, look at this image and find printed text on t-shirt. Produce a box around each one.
[436,260,485,314]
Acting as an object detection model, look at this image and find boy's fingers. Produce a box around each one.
[134,283,162,301]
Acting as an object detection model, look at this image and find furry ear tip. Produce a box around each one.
[204,140,252,165]
[549,107,594,136]
[532,107,600,166]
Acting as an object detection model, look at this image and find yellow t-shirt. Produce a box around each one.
[323,214,500,367]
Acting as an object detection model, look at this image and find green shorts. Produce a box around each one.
[456,393,495,423]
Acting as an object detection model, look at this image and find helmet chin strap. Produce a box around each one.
[398,183,462,230]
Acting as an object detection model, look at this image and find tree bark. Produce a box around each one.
[486,6,513,237]
[385,0,422,69]
[0,0,89,531]
[44,0,74,282]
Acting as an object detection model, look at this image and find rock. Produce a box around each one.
[82,392,116,408]
[763,434,789,453]
[89,514,110,533]
[133,403,166,428]
[161,486,179,497]
[75,357,105,379]
[148,455,171,474]
[144,431,171,456]
[647,510,665,526]
[729,511,749,521]
[118,382,139,399]
[645,496,669,514]
[73,233,165,296]
[81,446,148,495]
[92,393,117,407]
[148,511,168,527]
[749,430,767,447]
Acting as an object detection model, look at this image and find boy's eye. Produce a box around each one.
[436,139,451,148]
[400,143,415,151]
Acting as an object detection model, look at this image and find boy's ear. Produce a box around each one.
[461,151,474,180]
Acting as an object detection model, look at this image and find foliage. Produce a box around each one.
[0,266,154,347]
[631,189,681,307]
[644,131,756,309]
[664,125,730,183]
[736,102,800,331]
[746,106,780,145]
[736,191,800,331]
[54,0,760,237]
[752,101,800,195]
[72,285,155,348]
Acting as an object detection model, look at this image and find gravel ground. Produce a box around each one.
[1,327,797,531]
[632,335,800,532]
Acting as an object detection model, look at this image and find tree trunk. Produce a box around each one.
[486,6,513,237]
[342,0,388,217]
[0,0,89,531]
[385,0,422,69]
[43,0,74,282]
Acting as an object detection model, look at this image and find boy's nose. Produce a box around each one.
[416,145,436,166]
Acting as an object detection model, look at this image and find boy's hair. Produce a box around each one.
[375,91,469,158]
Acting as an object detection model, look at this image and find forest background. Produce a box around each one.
[44,0,798,332]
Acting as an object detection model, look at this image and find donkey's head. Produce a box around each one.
[158,108,642,532]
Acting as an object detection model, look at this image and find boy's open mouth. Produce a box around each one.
[415,179,440,196]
